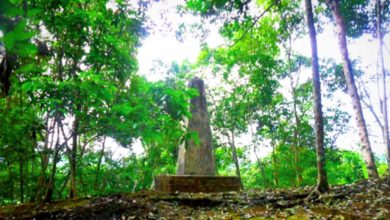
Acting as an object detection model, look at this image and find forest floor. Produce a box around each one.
[0,176,389,219]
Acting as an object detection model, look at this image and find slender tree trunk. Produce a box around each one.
[286,34,303,186]
[35,115,52,201]
[293,144,302,186]
[59,171,70,199]
[43,144,59,202]
[253,145,268,188]
[229,130,243,188]
[28,156,34,202]
[377,0,390,173]
[43,121,61,203]
[291,83,303,186]
[271,139,279,187]
[7,162,14,204]
[94,137,106,190]
[69,116,79,198]
[19,159,24,203]
[43,147,59,202]
[132,181,138,193]
[305,0,329,192]
[29,126,38,202]
[68,43,81,198]
[251,127,269,187]
[326,0,379,178]
[43,43,65,202]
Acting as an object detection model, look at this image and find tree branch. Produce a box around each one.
[229,0,279,48]
[358,81,384,130]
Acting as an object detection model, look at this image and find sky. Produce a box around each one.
[110,0,390,161]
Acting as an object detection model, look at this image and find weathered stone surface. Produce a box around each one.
[154,175,241,193]
[155,78,239,193]
[177,77,216,176]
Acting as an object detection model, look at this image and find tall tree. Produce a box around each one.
[212,84,253,188]
[376,0,390,173]
[325,0,379,178]
[305,0,329,192]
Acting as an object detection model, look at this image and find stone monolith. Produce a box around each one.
[177,77,216,176]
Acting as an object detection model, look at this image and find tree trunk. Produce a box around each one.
[35,115,52,201]
[293,144,302,186]
[94,137,106,190]
[326,0,379,178]
[43,122,61,203]
[43,146,60,202]
[69,44,81,198]
[29,126,38,202]
[291,79,303,186]
[7,162,14,204]
[59,171,70,199]
[69,116,79,198]
[253,145,269,188]
[229,130,243,188]
[19,159,24,203]
[305,0,329,192]
[377,0,390,173]
[286,33,303,187]
[251,126,269,187]
[43,44,64,202]
[271,139,279,187]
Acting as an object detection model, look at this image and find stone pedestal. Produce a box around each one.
[154,175,241,193]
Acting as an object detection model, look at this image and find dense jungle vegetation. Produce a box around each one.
[0,0,389,211]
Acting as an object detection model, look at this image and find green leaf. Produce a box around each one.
[21,81,33,92]
[4,7,24,17]
[27,9,42,17]
[15,63,35,74]
[17,43,37,57]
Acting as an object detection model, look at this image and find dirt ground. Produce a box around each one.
[1,177,389,219]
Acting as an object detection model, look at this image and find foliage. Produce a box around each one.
[0,0,388,206]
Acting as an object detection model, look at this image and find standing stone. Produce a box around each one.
[177,77,216,176]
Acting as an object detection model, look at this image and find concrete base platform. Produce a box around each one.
[154,175,241,193]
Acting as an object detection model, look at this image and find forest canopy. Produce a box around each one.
[0,0,389,205]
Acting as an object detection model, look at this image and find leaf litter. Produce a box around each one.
[0,176,389,219]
